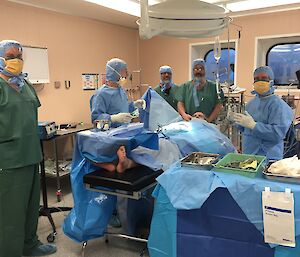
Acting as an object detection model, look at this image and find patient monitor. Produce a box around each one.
[138,0,230,39]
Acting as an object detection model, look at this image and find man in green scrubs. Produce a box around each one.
[154,65,178,110]
[177,58,224,122]
[0,40,56,257]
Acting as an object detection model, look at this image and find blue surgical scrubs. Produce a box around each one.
[242,94,293,160]
[90,84,134,127]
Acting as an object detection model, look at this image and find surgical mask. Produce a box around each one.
[0,57,23,75]
[194,76,205,83]
[162,79,170,84]
[118,77,127,86]
[253,81,270,95]
[161,82,172,93]
[194,77,205,91]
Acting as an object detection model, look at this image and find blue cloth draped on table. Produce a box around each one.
[63,124,159,242]
[148,163,300,257]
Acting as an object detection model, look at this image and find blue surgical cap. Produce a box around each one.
[106,58,127,83]
[253,66,274,80]
[0,40,22,58]
[192,59,206,70]
[159,65,172,74]
[0,40,26,90]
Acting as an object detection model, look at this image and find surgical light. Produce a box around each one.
[138,0,230,39]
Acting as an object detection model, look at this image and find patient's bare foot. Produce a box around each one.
[93,162,116,172]
[116,146,136,173]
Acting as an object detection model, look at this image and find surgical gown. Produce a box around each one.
[90,84,135,127]
[242,94,293,160]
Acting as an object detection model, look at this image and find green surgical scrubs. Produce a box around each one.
[154,84,178,110]
[176,80,224,118]
[0,78,42,257]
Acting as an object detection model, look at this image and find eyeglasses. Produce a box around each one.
[4,54,23,61]
[254,77,270,82]
[193,67,204,71]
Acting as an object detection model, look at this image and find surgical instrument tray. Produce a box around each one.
[213,153,266,178]
[262,161,300,184]
[180,152,220,169]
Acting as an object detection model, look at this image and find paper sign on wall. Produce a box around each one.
[262,187,295,247]
[82,73,99,90]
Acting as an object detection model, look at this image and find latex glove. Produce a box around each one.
[227,110,235,122]
[111,113,132,123]
[232,111,256,129]
[193,112,206,120]
[134,99,146,109]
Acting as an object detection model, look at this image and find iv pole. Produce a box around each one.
[214,36,222,100]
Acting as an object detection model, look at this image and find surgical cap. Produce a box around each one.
[0,40,22,58]
[159,65,172,74]
[106,58,127,83]
[253,66,274,80]
[192,58,206,70]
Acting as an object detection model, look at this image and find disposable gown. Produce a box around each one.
[90,85,134,127]
[241,94,293,160]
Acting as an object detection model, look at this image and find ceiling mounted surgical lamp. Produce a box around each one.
[137,0,231,39]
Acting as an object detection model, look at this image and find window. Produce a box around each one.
[267,43,300,86]
[204,48,235,85]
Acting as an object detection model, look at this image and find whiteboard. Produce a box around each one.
[22,46,50,84]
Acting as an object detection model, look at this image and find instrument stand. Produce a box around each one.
[39,142,72,242]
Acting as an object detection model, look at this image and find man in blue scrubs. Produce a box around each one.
[90,58,145,227]
[90,58,144,127]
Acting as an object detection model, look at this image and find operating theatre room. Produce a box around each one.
[1,0,300,257]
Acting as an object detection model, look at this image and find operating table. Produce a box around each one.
[82,165,163,256]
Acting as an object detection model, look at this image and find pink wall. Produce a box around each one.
[1,1,299,124]
[0,1,140,124]
[139,9,300,97]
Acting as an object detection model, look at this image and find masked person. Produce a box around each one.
[90,58,145,228]
[90,58,145,128]
[231,66,293,160]
[0,40,56,257]
[154,65,178,110]
[177,58,224,122]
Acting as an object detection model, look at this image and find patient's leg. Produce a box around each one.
[93,162,116,172]
[116,146,137,173]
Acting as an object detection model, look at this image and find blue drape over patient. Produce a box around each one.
[63,124,159,242]
[63,88,237,242]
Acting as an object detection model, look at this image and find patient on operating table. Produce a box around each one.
[93,145,137,173]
